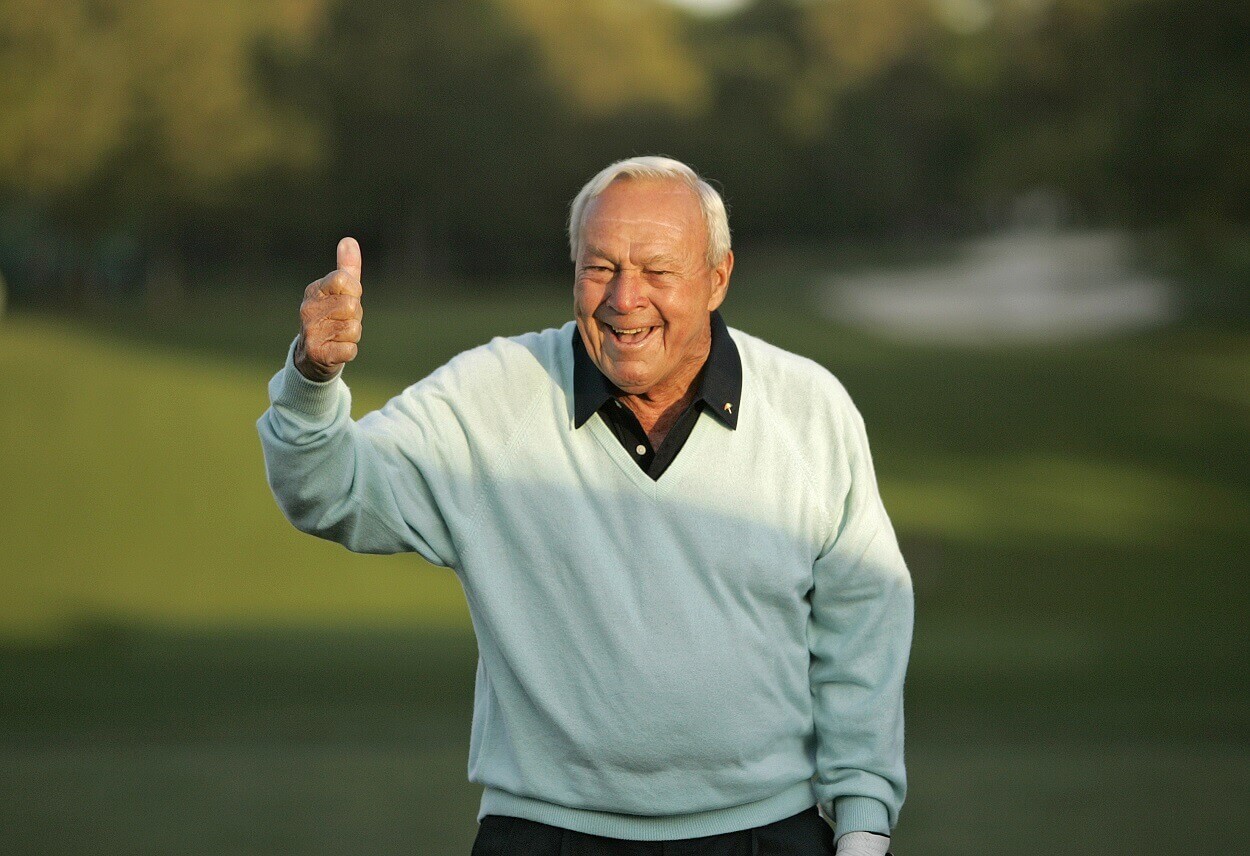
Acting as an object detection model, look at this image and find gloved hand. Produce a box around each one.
[835,830,891,856]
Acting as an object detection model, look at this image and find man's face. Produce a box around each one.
[574,177,732,398]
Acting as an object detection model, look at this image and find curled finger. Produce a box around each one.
[329,318,362,343]
[323,340,358,364]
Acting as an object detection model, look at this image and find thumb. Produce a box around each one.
[337,236,362,281]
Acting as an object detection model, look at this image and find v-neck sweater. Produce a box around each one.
[573,308,742,480]
[256,320,913,842]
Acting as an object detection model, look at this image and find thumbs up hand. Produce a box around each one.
[295,237,364,382]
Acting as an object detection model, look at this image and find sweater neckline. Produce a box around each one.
[584,404,717,496]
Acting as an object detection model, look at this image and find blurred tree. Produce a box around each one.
[968,0,1250,313]
[499,0,709,117]
[684,0,971,240]
[795,0,936,137]
[0,0,1244,314]
[1098,0,1249,228]
[264,0,711,281]
[0,0,130,197]
[284,0,571,280]
[0,0,326,304]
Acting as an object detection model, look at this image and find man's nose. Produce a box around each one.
[607,269,647,313]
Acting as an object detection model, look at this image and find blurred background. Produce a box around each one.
[1,0,1247,853]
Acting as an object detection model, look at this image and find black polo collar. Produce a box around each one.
[572,309,742,430]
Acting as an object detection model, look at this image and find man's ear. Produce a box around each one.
[707,249,733,312]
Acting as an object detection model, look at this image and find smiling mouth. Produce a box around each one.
[602,322,658,346]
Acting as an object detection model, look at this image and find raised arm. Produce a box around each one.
[255,238,460,568]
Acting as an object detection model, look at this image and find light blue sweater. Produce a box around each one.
[256,321,913,841]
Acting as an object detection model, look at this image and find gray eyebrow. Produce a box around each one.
[577,247,685,270]
[580,246,613,262]
[641,254,681,269]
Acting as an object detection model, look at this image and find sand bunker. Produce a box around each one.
[822,229,1175,344]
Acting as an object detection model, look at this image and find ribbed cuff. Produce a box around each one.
[273,334,344,417]
[833,795,890,838]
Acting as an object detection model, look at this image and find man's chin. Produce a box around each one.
[609,378,651,395]
[602,366,655,395]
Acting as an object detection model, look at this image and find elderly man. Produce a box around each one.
[257,157,912,856]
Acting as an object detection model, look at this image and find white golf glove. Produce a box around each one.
[835,830,891,855]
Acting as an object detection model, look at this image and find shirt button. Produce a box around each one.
[635,444,646,455]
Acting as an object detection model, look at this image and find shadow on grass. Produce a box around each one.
[0,619,484,856]
[1,618,1246,856]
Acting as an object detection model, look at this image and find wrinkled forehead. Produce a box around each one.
[579,176,707,254]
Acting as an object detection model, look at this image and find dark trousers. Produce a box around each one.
[471,804,838,856]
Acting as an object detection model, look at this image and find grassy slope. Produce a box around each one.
[8,290,1247,637]
[2,292,1248,854]
[0,312,470,641]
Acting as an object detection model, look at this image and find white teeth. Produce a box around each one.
[611,326,650,335]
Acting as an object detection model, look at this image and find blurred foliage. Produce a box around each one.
[0,0,323,208]
[0,0,1246,314]
[0,0,326,301]
[500,0,710,115]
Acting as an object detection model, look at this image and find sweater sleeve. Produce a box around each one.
[808,393,913,839]
[255,335,460,568]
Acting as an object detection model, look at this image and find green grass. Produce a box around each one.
[2,290,1248,854]
[0,625,485,855]
[0,311,472,642]
[1,623,1245,855]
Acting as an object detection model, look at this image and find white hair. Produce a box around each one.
[567,156,731,268]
